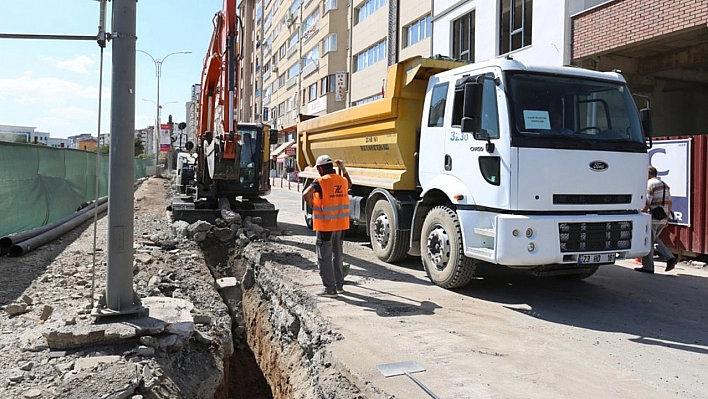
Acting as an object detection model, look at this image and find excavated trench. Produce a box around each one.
[195,231,385,399]
[198,239,273,399]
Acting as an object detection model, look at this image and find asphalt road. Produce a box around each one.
[267,184,708,399]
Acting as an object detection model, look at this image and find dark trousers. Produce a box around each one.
[316,230,344,291]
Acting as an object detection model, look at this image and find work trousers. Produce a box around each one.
[316,230,344,291]
[641,221,674,272]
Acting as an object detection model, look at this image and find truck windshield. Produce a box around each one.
[506,72,646,152]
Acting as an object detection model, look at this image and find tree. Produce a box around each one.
[99,144,110,155]
[134,137,145,156]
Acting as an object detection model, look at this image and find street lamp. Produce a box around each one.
[137,50,191,161]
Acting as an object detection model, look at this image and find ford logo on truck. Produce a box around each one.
[589,161,609,171]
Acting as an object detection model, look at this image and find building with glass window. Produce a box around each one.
[350,0,432,104]
[432,0,708,139]
[237,0,350,137]
[235,0,433,130]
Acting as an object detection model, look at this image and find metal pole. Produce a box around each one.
[102,0,143,314]
[157,61,162,165]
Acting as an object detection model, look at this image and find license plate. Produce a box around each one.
[578,253,615,265]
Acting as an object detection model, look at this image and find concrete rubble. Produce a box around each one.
[1,177,383,399]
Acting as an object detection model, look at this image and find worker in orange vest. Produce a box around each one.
[302,155,353,297]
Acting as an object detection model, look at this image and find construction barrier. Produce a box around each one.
[0,142,153,237]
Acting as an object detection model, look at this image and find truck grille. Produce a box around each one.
[558,221,632,252]
[553,194,631,205]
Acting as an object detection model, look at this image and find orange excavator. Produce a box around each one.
[173,0,278,227]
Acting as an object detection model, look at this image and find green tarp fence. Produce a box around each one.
[0,142,154,238]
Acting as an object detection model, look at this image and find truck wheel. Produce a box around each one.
[420,206,476,288]
[369,199,409,263]
[304,202,314,230]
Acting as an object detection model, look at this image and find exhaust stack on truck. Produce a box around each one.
[298,56,652,288]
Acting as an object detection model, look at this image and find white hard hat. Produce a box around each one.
[315,154,333,166]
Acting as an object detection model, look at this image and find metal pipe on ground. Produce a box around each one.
[8,201,109,257]
[0,197,108,255]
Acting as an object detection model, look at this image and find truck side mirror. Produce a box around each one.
[269,129,278,145]
[461,82,483,134]
[640,108,652,145]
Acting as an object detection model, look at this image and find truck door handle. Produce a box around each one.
[444,154,452,171]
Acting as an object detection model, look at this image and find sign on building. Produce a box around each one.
[335,71,346,102]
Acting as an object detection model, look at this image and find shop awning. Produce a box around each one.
[271,141,294,158]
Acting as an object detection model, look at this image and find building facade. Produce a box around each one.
[235,0,433,143]
[0,125,51,144]
[350,0,432,104]
[431,0,708,138]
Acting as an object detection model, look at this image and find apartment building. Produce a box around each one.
[235,0,432,138]
[185,84,201,147]
[350,0,431,104]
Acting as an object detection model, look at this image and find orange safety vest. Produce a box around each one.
[312,173,350,232]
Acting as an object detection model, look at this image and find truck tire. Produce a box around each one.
[369,199,409,263]
[421,206,476,288]
[304,202,314,230]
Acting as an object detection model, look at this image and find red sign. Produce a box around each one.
[285,146,296,155]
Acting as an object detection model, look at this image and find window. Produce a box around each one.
[288,32,299,49]
[304,46,319,67]
[356,0,387,24]
[263,107,269,121]
[279,44,287,58]
[452,11,475,61]
[451,75,500,138]
[499,0,532,54]
[279,73,286,87]
[288,63,300,79]
[322,33,337,54]
[355,40,386,72]
[320,74,337,95]
[290,0,301,14]
[279,101,286,115]
[404,15,431,47]
[303,10,319,32]
[271,106,277,120]
[309,83,318,101]
[323,0,337,13]
[320,76,329,95]
[427,83,448,127]
[352,93,382,106]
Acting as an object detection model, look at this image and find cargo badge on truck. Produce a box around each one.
[589,161,609,171]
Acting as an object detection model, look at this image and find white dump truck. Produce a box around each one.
[298,56,652,288]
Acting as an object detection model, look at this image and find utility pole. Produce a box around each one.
[97,0,144,316]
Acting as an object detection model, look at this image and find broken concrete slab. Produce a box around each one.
[42,297,194,349]
[215,277,238,289]
[74,355,121,372]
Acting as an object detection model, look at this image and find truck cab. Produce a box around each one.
[415,59,651,286]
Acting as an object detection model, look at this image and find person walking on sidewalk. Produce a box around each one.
[635,165,678,274]
[302,155,353,297]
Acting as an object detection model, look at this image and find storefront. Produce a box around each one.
[270,140,296,179]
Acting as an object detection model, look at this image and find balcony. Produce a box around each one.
[286,76,297,89]
[287,43,297,58]
[302,61,318,78]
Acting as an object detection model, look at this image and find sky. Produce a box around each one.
[0,0,224,138]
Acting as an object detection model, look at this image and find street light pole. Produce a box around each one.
[137,50,191,164]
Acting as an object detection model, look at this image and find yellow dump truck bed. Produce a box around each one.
[297,56,466,190]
